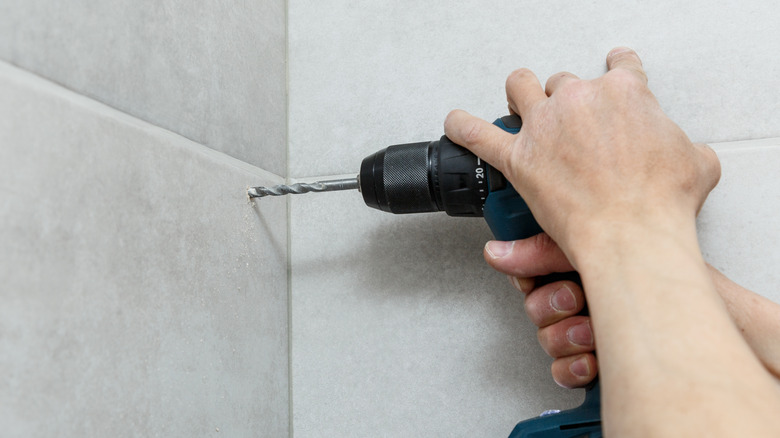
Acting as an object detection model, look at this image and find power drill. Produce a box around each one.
[248,114,602,438]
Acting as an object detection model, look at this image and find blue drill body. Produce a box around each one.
[486,116,602,438]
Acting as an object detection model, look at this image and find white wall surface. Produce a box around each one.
[0,0,287,174]
[289,137,780,437]
[0,62,289,436]
[288,0,780,177]
[1,1,778,437]
[287,1,780,436]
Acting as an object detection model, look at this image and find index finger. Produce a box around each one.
[606,47,648,84]
[443,109,514,173]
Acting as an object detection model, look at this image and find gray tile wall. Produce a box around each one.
[289,191,582,437]
[0,0,287,174]
[699,139,780,292]
[287,1,780,436]
[0,62,289,436]
[2,1,779,437]
[288,144,780,438]
[288,0,780,177]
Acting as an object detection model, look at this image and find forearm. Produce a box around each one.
[573,217,780,437]
[709,265,780,379]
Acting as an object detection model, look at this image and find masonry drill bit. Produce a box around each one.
[248,177,359,198]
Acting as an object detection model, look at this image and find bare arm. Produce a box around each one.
[484,236,780,386]
[709,265,780,379]
[444,48,780,436]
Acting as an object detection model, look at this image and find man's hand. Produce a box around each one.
[444,47,780,436]
[484,234,780,387]
[444,48,720,266]
[483,234,596,389]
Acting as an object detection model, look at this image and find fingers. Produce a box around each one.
[545,71,580,96]
[490,234,596,389]
[522,279,597,389]
[606,47,648,85]
[551,353,598,388]
[523,279,596,389]
[523,281,585,327]
[444,110,515,172]
[505,68,547,116]
[537,315,594,357]
[484,233,574,278]
[509,276,536,294]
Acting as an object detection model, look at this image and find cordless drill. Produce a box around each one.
[248,114,602,438]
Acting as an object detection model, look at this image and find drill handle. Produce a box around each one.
[489,115,604,437]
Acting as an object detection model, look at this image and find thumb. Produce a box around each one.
[483,233,574,277]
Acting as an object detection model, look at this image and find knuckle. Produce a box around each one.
[550,71,575,83]
[536,328,554,355]
[605,67,647,91]
[551,361,572,388]
[525,294,553,327]
[557,80,595,106]
[703,144,722,189]
[524,299,543,326]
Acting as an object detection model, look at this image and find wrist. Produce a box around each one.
[564,210,700,275]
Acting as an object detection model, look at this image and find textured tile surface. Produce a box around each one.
[288,0,780,177]
[0,62,289,437]
[0,0,286,174]
[289,185,582,438]
[699,138,780,301]
[290,140,780,437]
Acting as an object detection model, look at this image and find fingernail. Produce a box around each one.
[567,322,593,347]
[551,284,576,312]
[607,46,633,59]
[509,276,534,294]
[569,356,591,378]
[485,241,514,259]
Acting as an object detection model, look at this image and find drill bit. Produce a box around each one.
[248,177,359,198]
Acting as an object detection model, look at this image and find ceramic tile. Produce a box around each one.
[0,0,286,174]
[290,139,780,436]
[289,184,581,438]
[698,138,780,301]
[288,0,780,177]
[0,61,289,437]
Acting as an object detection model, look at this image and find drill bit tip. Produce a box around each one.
[248,177,359,198]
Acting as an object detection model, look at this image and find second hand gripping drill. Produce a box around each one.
[249,114,602,438]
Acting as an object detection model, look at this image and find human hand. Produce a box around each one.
[450,48,780,436]
[483,234,595,389]
[485,234,780,388]
[445,48,721,267]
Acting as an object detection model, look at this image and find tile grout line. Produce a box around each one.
[287,138,780,184]
[0,59,287,184]
[284,0,294,435]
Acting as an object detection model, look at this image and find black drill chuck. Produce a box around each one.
[248,114,524,225]
[358,135,507,217]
